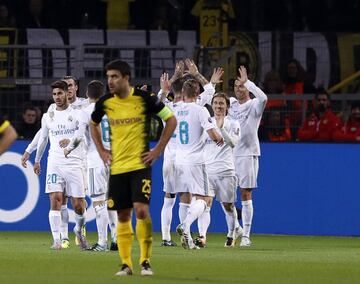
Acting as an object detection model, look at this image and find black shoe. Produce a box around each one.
[224,237,234,248]
[194,235,206,248]
[110,241,118,251]
[115,264,132,276]
[140,260,153,276]
[161,240,177,247]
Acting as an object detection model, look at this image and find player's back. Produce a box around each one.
[82,103,110,167]
[175,102,213,165]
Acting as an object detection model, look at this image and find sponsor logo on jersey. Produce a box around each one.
[108,117,142,126]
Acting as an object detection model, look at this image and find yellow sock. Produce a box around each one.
[117,221,134,269]
[136,217,153,264]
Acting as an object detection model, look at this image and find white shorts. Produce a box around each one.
[175,164,214,197]
[45,164,86,198]
[162,158,176,194]
[88,165,109,198]
[209,175,237,203]
[234,156,259,189]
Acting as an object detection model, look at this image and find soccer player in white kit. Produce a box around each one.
[33,80,88,250]
[20,75,90,248]
[228,66,267,247]
[159,62,224,246]
[65,80,118,251]
[174,79,224,249]
[199,93,243,248]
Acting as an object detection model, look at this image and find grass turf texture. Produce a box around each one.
[0,232,360,284]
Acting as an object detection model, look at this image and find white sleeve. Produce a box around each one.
[25,129,41,154]
[199,107,215,131]
[197,83,215,107]
[244,80,267,116]
[220,119,240,148]
[66,111,87,152]
[35,114,49,163]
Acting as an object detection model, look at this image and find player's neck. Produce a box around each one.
[184,97,196,103]
[56,104,69,111]
[116,86,132,99]
[68,96,77,104]
[238,97,250,104]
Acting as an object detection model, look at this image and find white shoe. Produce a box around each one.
[233,226,243,244]
[140,261,154,276]
[115,264,132,276]
[240,236,251,247]
[50,241,62,250]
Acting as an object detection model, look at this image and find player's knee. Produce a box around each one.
[223,202,233,212]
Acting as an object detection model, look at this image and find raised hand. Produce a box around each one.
[237,65,248,85]
[160,73,171,94]
[184,58,199,76]
[170,61,184,84]
[210,67,224,84]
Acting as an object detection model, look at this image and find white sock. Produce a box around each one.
[60,205,69,240]
[179,202,190,224]
[161,196,176,241]
[221,204,236,238]
[74,213,86,232]
[197,206,211,238]
[94,203,109,246]
[241,200,253,238]
[49,210,61,243]
[107,209,117,243]
[183,199,207,234]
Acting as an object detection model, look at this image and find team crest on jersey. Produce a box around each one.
[108,198,114,208]
[68,115,73,122]
[48,111,54,121]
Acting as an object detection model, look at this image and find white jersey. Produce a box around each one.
[25,98,90,154]
[163,100,182,162]
[35,106,85,166]
[80,103,110,168]
[204,117,240,176]
[71,97,90,110]
[228,80,267,157]
[175,102,214,165]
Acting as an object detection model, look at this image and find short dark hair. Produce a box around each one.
[51,80,68,92]
[211,92,230,107]
[105,59,131,80]
[87,80,104,99]
[315,87,330,100]
[171,77,186,94]
[62,75,79,86]
[23,104,37,114]
[182,79,200,98]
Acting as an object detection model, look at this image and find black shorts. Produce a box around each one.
[107,168,152,210]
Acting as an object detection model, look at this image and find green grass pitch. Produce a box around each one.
[1,232,360,284]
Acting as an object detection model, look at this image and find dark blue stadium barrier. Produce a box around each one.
[1,141,359,236]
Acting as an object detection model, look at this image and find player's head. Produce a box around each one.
[62,75,79,103]
[315,87,330,112]
[182,79,200,100]
[211,93,230,116]
[86,80,104,100]
[51,80,68,108]
[234,79,249,101]
[171,77,186,101]
[105,59,131,95]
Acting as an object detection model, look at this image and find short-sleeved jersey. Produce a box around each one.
[163,101,182,162]
[0,114,10,135]
[175,102,214,165]
[80,103,110,168]
[91,87,173,175]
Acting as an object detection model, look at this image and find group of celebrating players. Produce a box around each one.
[20,57,267,276]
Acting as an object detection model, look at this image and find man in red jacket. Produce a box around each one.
[297,88,342,141]
[333,102,360,142]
